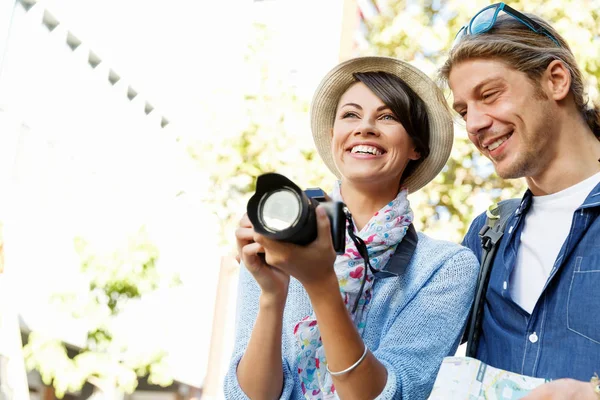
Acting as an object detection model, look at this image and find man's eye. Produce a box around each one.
[482,91,497,100]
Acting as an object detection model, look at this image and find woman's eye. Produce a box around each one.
[342,112,358,118]
[380,114,397,121]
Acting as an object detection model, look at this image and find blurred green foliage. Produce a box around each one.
[22,228,179,398]
[188,23,335,248]
[195,1,599,246]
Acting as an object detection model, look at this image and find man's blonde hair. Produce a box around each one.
[439,14,600,138]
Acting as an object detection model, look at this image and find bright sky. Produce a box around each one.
[37,0,346,138]
[0,0,347,394]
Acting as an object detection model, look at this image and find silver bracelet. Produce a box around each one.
[326,344,369,376]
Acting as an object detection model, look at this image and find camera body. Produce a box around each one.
[247,173,346,254]
[303,188,346,254]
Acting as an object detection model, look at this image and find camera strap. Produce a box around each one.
[343,208,417,313]
[374,224,418,279]
[344,211,375,313]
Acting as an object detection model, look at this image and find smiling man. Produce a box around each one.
[440,3,600,400]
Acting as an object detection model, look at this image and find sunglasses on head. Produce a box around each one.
[453,3,561,48]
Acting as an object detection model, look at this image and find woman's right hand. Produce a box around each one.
[235,214,290,301]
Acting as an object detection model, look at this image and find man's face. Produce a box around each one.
[449,59,557,179]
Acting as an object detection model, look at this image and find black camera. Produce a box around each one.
[247,173,346,254]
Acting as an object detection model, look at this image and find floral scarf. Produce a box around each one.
[293,180,413,399]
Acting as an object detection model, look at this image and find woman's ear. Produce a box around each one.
[409,148,421,161]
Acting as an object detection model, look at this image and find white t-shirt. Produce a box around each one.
[510,171,600,314]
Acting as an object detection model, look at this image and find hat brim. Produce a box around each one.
[310,56,453,194]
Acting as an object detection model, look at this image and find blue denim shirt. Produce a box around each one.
[463,182,600,381]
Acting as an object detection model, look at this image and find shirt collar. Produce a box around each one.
[519,179,600,215]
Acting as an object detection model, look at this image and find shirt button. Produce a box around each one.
[503,281,508,290]
[529,332,538,343]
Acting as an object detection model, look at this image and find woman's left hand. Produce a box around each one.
[254,205,338,291]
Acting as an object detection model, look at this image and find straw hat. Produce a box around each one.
[310,56,453,193]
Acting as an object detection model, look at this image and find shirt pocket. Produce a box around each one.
[566,256,600,344]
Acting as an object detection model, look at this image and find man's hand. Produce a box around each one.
[523,379,598,400]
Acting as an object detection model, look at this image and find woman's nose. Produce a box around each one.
[354,116,379,137]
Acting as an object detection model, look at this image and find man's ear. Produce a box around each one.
[545,60,571,101]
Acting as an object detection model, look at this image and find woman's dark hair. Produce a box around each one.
[353,71,431,184]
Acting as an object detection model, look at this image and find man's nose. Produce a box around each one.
[465,106,493,138]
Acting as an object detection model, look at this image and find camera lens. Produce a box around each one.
[259,189,301,232]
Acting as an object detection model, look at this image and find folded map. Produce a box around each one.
[428,356,549,400]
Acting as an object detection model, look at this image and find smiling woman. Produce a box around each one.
[225,56,480,400]
[330,71,430,197]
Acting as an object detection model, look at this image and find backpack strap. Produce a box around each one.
[464,199,521,358]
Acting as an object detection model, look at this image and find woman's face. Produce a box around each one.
[331,82,420,187]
